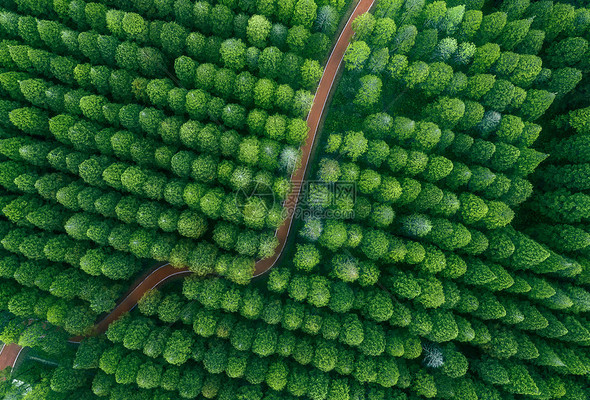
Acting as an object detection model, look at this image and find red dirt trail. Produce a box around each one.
[253,0,376,277]
[0,344,24,372]
[1,0,375,365]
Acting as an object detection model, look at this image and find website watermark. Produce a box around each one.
[291,206,354,220]
[234,180,356,220]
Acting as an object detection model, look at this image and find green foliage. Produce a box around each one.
[292,0,317,29]
[520,89,555,121]
[344,41,371,71]
[247,15,272,48]
[2,2,590,399]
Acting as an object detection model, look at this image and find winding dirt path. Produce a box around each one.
[253,0,375,276]
[68,263,191,343]
[1,0,375,362]
[0,344,24,374]
[79,0,374,340]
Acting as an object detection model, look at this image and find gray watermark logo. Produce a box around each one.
[234,181,276,212]
[234,180,356,220]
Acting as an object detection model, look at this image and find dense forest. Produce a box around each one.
[0,0,345,327]
[1,0,590,399]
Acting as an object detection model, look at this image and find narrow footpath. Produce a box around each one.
[253,0,375,276]
[0,344,24,373]
[1,0,376,364]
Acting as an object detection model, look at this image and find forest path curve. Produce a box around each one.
[69,0,376,343]
[1,0,375,354]
[252,0,376,276]
[0,344,24,373]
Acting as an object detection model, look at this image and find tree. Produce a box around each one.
[569,106,590,135]
[504,364,539,396]
[358,169,381,194]
[262,299,283,326]
[458,193,490,226]
[247,15,272,48]
[354,75,382,110]
[202,340,229,375]
[293,243,320,271]
[300,370,328,400]
[384,54,407,83]
[318,220,347,252]
[352,13,376,43]
[266,360,288,391]
[353,353,379,384]
[250,79,275,111]
[291,0,317,28]
[482,80,515,112]
[520,90,555,121]
[51,366,87,393]
[402,61,429,89]
[339,131,368,162]
[159,22,187,59]
[475,356,509,386]
[194,188,221,221]
[190,1,211,32]
[464,74,496,100]
[287,273,308,302]
[243,111,266,139]
[547,37,588,68]
[511,54,542,87]
[261,115,286,143]
[170,55,195,88]
[258,47,283,79]
[449,42,474,67]
[304,276,328,308]
[161,329,193,366]
[227,321,255,353]
[513,28,544,54]
[292,90,314,119]
[252,325,278,357]
[236,230,260,256]
[212,69,236,100]
[343,41,371,71]
[360,48,385,76]
[371,17,397,47]
[226,349,248,379]
[315,6,339,36]
[119,12,147,42]
[287,25,310,54]
[548,67,582,97]
[494,115,524,144]
[367,203,393,228]
[9,107,48,137]
[365,289,393,322]
[298,59,323,92]
[191,153,217,183]
[473,10,506,43]
[242,45,259,69]
[432,37,457,62]
[358,322,385,357]
[498,18,532,51]
[207,4,233,37]
[121,317,153,351]
[415,62,450,98]
[135,361,163,389]
[391,24,418,55]
[364,140,390,169]
[426,97,465,129]
[207,96,225,121]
